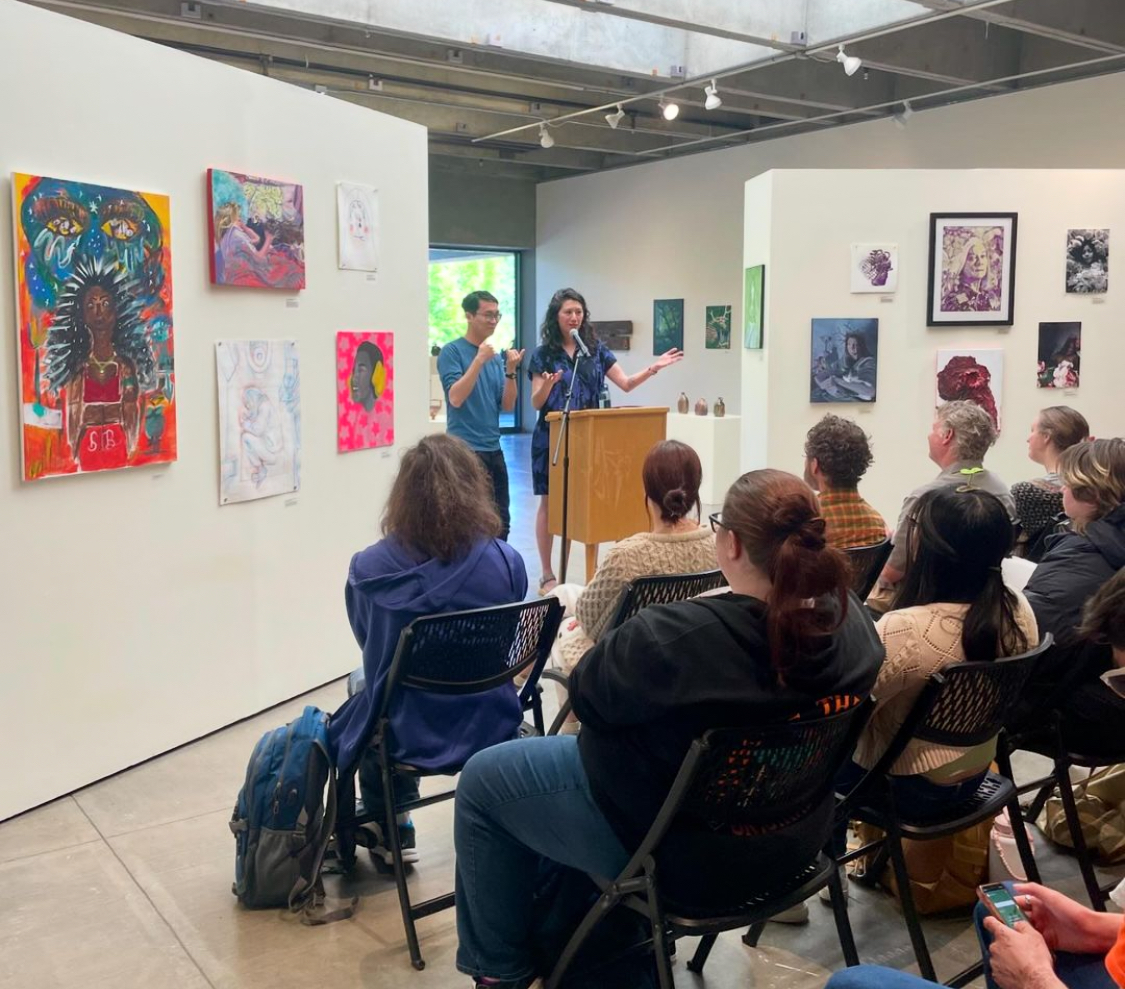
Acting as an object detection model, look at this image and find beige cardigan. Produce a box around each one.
[558,527,718,673]
[852,593,1039,778]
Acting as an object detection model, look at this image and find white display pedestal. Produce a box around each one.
[666,412,742,505]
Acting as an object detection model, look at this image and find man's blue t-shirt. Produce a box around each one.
[438,336,506,453]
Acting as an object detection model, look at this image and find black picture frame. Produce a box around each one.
[926,212,1018,327]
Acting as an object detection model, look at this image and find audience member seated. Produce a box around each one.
[824,880,1125,989]
[1013,406,1090,562]
[839,487,1037,830]
[452,469,883,989]
[326,434,528,866]
[1014,439,1125,749]
[869,400,1014,615]
[804,413,888,550]
[551,439,717,680]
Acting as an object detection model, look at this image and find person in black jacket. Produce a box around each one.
[1016,438,1125,748]
[452,469,884,989]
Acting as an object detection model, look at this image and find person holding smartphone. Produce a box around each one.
[824,880,1125,988]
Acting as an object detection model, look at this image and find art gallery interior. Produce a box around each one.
[3,1,1125,987]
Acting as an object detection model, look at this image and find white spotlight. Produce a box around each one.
[539,124,555,149]
[836,44,862,77]
[892,99,914,130]
[660,99,679,121]
[605,105,625,129]
[704,80,722,111]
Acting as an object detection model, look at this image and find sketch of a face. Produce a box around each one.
[961,238,989,283]
[348,199,370,242]
[247,340,270,374]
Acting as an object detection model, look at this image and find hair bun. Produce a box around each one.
[662,487,690,520]
[795,516,828,551]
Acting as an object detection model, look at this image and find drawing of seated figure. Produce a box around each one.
[239,386,283,487]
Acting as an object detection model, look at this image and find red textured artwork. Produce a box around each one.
[337,331,394,452]
[936,349,1004,430]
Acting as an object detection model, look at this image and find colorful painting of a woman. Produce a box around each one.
[927,214,1017,326]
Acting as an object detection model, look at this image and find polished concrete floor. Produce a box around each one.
[3,434,1121,989]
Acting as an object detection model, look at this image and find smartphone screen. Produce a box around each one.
[979,884,1027,927]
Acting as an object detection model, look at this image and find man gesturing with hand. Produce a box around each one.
[439,291,523,540]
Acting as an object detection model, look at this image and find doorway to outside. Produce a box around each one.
[428,248,520,431]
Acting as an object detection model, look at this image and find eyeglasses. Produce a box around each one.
[479,312,503,322]
[708,512,725,533]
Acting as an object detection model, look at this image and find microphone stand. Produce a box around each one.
[551,347,585,583]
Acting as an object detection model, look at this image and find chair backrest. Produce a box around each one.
[892,635,1053,753]
[630,700,874,863]
[608,569,727,630]
[843,540,892,600]
[378,598,564,718]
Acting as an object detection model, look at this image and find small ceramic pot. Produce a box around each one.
[694,398,708,416]
[677,391,689,414]
[714,398,726,417]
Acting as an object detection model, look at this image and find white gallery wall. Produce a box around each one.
[0,1,429,819]
[537,71,1125,414]
[744,168,1124,524]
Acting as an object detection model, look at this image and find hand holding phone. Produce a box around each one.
[979,882,1028,927]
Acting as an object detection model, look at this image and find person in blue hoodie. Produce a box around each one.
[328,434,528,864]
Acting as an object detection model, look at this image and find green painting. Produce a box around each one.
[744,265,765,350]
[705,305,731,349]
[653,298,684,355]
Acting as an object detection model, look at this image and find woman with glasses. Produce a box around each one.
[836,487,1037,835]
[452,469,882,989]
[529,288,683,594]
[327,434,528,868]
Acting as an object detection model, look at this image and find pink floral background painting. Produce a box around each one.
[336,331,394,452]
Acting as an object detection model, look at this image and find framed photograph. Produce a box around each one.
[743,264,765,349]
[850,244,898,293]
[810,319,878,403]
[652,298,684,354]
[1037,322,1081,390]
[927,213,1017,326]
[705,305,731,349]
[1066,229,1108,294]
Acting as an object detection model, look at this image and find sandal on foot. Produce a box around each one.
[538,574,558,596]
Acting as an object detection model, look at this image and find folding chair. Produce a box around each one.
[838,636,1051,985]
[545,700,874,989]
[543,569,726,736]
[334,597,563,970]
[843,540,892,600]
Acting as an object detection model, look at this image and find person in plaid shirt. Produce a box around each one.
[804,414,888,550]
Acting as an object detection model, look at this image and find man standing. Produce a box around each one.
[439,290,523,540]
[868,399,1015,613]
[804,414,887,549]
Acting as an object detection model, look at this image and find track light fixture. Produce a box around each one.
[605,104,625,129]
[836,44,862,77]
[660,99,679,121]
[704,80,722,111]
[892,99,914,130]
[538,123,555,149]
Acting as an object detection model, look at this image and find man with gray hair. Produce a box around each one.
[868,400,1015,614]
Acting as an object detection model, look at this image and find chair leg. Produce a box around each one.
[741,922,766,948]
[380,755,425,970]
[544,891,620,989]
[686,933,717,974]
[334,770,357,873]
[885,826,936,982]
[996,741,1041,884]
[1055,758,1106,911]
[641,873,674,989]
[827,865,860,967]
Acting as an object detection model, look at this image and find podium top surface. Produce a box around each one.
[545,406,668,422]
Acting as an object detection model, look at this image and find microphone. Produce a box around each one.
[569,328,591,358]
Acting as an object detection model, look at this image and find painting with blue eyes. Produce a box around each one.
[13,172,176,480]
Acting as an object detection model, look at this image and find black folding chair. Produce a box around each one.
[334,597,563,970]
[542,569,726,736]
[999,711,1125,911]
[843,539,892,600]
[838,636,1051,985]
[544,701,874,989]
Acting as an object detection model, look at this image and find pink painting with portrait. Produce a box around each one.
[337,331,394,452]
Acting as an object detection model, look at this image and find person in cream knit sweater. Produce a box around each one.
[843,485,1039,815]
[553,440,718,677]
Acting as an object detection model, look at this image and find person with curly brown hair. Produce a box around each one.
[804,414,888,550]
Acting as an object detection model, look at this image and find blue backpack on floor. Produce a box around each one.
[230,705,351,922]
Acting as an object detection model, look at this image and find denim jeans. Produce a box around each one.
[357,747,420,825]
[823,886,1112,989]
[454,735,630,982]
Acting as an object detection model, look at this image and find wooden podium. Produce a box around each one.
[546,407,668,579]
